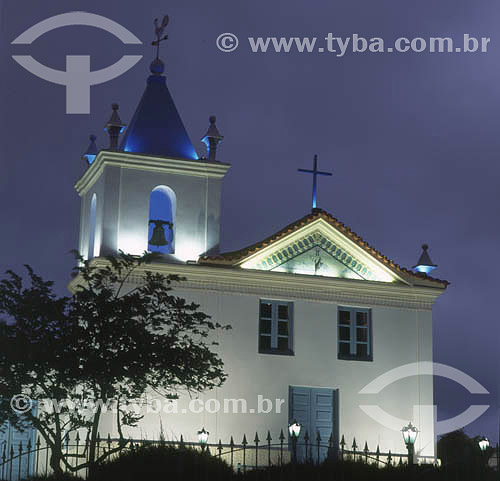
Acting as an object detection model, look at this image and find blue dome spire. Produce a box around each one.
[119,59,198,160]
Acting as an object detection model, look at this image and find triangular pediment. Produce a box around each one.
[237,218,406,284]
[200,210,448,288]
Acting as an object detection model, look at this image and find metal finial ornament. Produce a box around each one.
[298,154,333,210]
[412,243,437,274]
[152,15,169,61]
[82,134,98,165]
[105,104,126,151]
[149,219,173,247]
[201,115,224,161]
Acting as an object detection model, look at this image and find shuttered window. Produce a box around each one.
[338,307,372,361]
[259,300,294,355]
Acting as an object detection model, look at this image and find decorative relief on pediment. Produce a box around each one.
[253,230,378,281]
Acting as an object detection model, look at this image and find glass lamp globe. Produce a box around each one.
[401,422,419,445]
[197,427,209,445]
[288,420,302,438]
[479,438,490,452]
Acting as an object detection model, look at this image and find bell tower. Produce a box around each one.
[75,30,230,263]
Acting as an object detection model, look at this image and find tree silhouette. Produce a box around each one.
[0,252,230,475]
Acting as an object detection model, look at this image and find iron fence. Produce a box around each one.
[0,429,437,481]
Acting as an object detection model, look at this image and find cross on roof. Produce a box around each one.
[298,154,333,209]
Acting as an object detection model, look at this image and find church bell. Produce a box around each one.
[149,219,172,247]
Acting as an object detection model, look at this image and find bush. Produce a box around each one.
[27,475,80,481]
[91,444,233,481]
[24,449,498,481]
[237,458,498,481]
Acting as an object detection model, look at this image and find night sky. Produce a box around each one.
[0,0,498,442]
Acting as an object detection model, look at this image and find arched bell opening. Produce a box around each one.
[148,185,176,254]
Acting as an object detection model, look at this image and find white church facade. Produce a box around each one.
[71,52,448,460]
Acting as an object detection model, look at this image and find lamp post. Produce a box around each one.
[478,437,490,479]
[401,422,418,466]
[288,420,302,464]
[479,437,490,453]
[198,428,209,452]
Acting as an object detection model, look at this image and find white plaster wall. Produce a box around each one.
[116,167,222,260]
[80,165,223,261]
[100,286,436,459]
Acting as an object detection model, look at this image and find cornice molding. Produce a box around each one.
[75,151,231,196]
[239,222,406,285]
[69,260,445,311]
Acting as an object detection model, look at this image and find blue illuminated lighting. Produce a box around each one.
[414,265,436,274]
[413,244,437,275]
[123,142,141,154]
[120,74,198,160]
[84,154,97,165]
[298,155,332,209]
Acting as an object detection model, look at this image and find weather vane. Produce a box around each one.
[152,15,169,60]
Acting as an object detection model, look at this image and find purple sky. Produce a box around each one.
[0,0,498,442]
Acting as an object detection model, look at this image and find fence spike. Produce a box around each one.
[399,456,403,466]
[267,430,272,467]
[328,432,334,448]
[27,438,32,451]
[316,431,321,443]
[364,441,369,453]
[279,429,284,466]
[304,430,310,442]
[96,433,101,444]
[340,434,346,447]
[387,449,392,465]
[36,437,41,449]
[179,434,185,449]
[230,435,235,468]
[352,437,357,450]
[254,432,260,469]
[242,434,247,474]
[217,439,223,457]
[18,441,23,454]
[107,433,111,446]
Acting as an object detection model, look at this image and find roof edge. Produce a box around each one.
[199,208,449,289]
